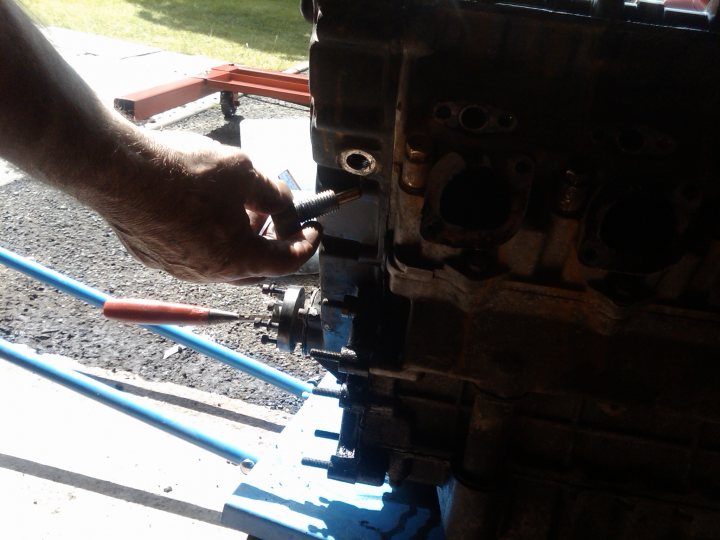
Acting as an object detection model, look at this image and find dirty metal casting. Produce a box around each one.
[261,0,720,537]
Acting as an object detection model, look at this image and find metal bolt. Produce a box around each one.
[558,170,590,215]
[401,134,432,192]
[314,429,341,441]
[254,318,278,330]
[309,348,342,362]
[311,347,357,363]
[405,133,432,163]
[295,188,362,222]
[273,188,362,237]
[301,457,332,470]
[261,284,286,297]
[312,386,343,399]
[261,335,277,345]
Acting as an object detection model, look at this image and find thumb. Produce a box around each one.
[242,168,293,215]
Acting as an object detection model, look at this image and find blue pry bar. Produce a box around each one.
[0,245,312,398]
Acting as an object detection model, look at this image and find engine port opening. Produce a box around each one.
[346,153,370,171]
[340,149,376,176]
[616,129,645,153]
[459,105,488,131]
[439,168,512,230]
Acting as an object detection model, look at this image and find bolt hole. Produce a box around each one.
[459,105,488,131]
[346,153,370,172]
[617,129,644,153]
[340,149,376,176]
[434,104,452,121]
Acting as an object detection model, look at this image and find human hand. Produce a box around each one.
[0,0,318,284]
[99,130,321,284]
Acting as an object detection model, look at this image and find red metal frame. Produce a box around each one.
[114,64,310,120]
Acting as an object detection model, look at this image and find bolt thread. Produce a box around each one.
[310,348,343,361]
[314,429,340,441]
[295,190,339,222]
[261,284,285,296]
[301,457,332,470]
[312,387,342,399]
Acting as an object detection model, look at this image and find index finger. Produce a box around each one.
[242,222,322,278]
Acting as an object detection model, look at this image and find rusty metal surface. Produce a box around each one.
[114,64,310,120]
[206,65,310,106]
[114,77,215,120]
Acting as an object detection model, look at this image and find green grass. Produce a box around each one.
[19,0,311,70]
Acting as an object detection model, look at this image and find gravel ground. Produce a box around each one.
[0,96,322,413]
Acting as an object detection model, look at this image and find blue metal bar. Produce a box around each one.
[0,338,260,464]
[0,246,110,308]
[0,245,312,398]
[146,325,308,399]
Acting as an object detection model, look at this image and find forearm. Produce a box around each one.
[0,1,320,282]
[0,0,153,213]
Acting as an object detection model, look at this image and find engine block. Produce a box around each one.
[268,0,720,536]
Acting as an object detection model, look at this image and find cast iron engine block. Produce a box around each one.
[268,0,720,537]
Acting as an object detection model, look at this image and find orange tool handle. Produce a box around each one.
[103,299,216,325]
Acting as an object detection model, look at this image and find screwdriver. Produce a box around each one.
[103,298,252,325]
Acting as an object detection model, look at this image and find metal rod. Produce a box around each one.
[0,338,260,464]
[148,326,311,397]
[0,246,110,308]
[0,245,312,398]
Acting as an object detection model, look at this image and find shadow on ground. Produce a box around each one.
[0,453,226,526]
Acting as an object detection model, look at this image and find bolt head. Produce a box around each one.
[261,334,277,345]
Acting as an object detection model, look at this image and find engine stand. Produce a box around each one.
[221,375,444,539]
